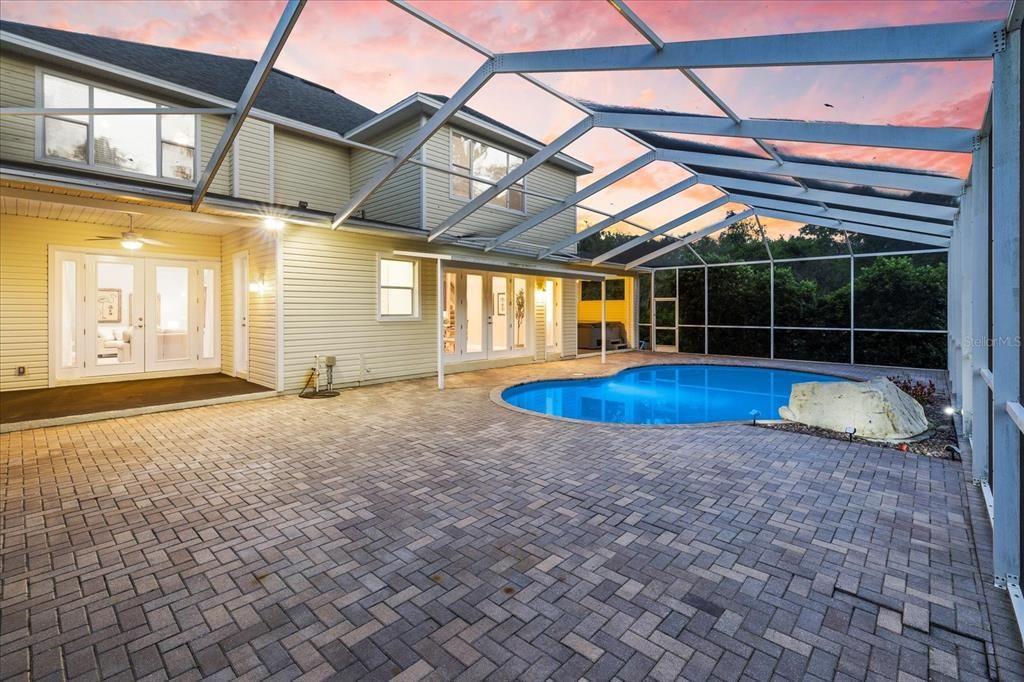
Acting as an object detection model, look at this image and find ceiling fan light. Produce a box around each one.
[120,238,143,250]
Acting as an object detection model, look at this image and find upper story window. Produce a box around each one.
[450,131,525,213]
[40,73,197,182]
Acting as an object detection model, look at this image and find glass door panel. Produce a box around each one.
[146,261,192,371]
[512,277,528,351]
[464,273,486,358]
[443,272,457,355]
[491,276,508,352]
[200,267,216,360]
[59,258,79,370]
[91,257,144,375]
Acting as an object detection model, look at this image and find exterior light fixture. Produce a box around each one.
[845,425,856,442]
[120,237,143,250]
[750,409,761,425]
[944,406,957,416]
[263,217,285,230]
[249,279,268,295]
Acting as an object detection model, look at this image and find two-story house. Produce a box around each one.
[0,21,634,397]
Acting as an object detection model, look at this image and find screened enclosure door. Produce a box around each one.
[654,299,677,352]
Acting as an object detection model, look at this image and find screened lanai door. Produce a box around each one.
[443,270,531,362]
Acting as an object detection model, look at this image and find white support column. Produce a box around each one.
[437,259,445,390]
[948,221,961,404]
[601,280,607,365]
[960,179,975,432]
[991,25,1022,588]
[971,138,991,483]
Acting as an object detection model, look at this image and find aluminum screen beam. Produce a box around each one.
[333,60,495,228]
[728,193,954,236]
[537,176,699,258]
[655,148,965,196]
[698,173,959,221]
[192,0,305,210]
[990,24,1021,590]
[1,106,233,116]
[624,209,756,269]
[485,151,655,251]
[591,196,731,265]
[754,207,951,246]
[428,117,594,241]
[592,111,977,153]
[492,20,1002,73]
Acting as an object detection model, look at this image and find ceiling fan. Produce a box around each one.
[87,213,170,250]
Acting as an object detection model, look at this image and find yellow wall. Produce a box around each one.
[0,214,221,391]
[578,277,633,347]
[221,227,279,390]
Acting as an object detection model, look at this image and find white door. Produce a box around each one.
[461,272,487,361]
[233,252,249,377]
[87,254,146,377]
[545,279,561,354]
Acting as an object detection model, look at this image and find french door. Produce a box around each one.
[51,249,219,383]
[444,271,531,362]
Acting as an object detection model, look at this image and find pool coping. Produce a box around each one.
[489,359,866,428]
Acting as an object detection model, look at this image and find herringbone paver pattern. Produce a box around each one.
[1,354,1020,681]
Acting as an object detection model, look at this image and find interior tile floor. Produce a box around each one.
[1,353,1020,681]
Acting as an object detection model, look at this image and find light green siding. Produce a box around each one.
[350,118,422,228]
[0,52,35,164]
[235,118,272,203]
[423,125,578,250]
[274,128,350,212]
[199,114,232,197]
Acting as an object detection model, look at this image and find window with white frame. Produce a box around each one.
[379,257,419,319]
[40,73,197,182]
[450,131,525,212]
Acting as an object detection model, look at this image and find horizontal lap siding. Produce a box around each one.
[423,126,577,249]
[0,215,220,392]
[274,129,350,213]
[200,115,232,197]
[235,119,272,203]
[562,279,578,357]
[351,119,421,228]
[221,228,278,390]
[0,53,34,164]
[282,226,437,391]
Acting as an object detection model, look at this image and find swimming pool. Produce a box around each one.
[501,364,846,425]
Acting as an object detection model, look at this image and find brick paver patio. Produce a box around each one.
[2,354,1021,681]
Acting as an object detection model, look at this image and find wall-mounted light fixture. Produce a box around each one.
[249,279,269,295]
[262,217,285,231]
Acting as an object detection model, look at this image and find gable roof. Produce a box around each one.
[0,19,377,136]
[346,93,593,175]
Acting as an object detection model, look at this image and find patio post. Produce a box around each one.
[601,280,607,364]
[437,259,445,390]
[990,23,1022,589]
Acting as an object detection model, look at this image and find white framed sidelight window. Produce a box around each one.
[37,71,198,183]
[378,256,420,320]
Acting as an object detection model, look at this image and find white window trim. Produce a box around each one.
[447,127,528,216]
[377,254,421,321]
[34,66,201,188]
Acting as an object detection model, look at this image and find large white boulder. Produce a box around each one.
[778,377,928,440]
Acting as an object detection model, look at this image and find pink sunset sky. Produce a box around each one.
[1,0,1008,238]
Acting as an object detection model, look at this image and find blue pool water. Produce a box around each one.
[502,364,845,425]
